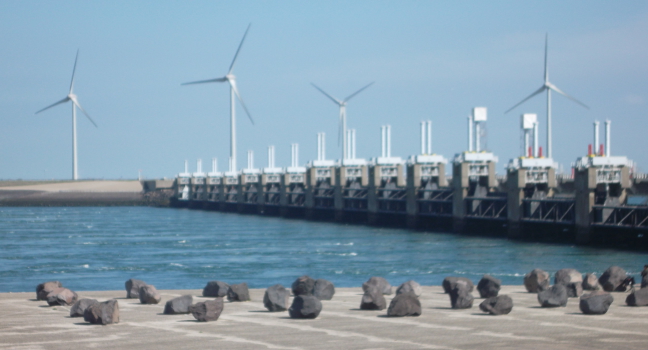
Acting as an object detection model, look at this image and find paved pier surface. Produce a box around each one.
[0,181,147,206]
[2,286,647,349]
[0,180,143,192]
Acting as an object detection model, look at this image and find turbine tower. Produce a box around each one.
[35,50,98,180]
[182,24,254,172]
[505,34,589,158]
[311,82,374,161]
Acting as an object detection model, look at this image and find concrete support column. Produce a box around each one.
[452,162,469,233]
[506,168,525,239]
[574,167,596,244]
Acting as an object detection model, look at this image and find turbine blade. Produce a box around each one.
[70,49,79,94]
[181,77,227,85]
[547,83,590,109]
[311,83,342,105]
[504,85,546,114]
[35,97,70,114]
[229,80,254,125]
[343,81,374,102]
[72,99,98,127]
[228,23,251,75]
[544,34,548,83]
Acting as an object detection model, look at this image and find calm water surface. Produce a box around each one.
[1,207,647,292]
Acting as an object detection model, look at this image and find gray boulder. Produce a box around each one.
[387,292,421,317]
[227,283,251,302]
[537,284,568,307]
[125,279,147,299]
[292,275,316,296]
[626,288,648,306]
[580,291,613,315]
[582,273,601,291]
[84,299,119,325]
[362,276,392,295]
[479,295,513,315]
[360,286,387,310]
[289,295,322,319]
[642,274,648,289]
[477,275,501,298]
[313,279,335,300]
[70,299,98,317]
[46,288,78,306]
[524,269,550,293]
[396,280,422,297]
[442,277,474,294]
[599,266,628,292]
[202,281,230,298]
[139,285,161,304]
[263,284,290,312]
[191,299,224,322]
[36,281,62,301]
[555,269,583,298]
[164,295,193,314]
[449,284,474,309]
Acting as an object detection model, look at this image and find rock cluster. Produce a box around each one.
[46,288,78,306]
[139,285,162,304]
[363,276,392,295]
[289,295,322,319]
[442,277,474,294]
[203,281,230,298]
[164,295,193,314]
[227,283,251,302]
[524,269,549,293]
[477,275,501,298]
[537,284,568,308]
[554,268,583,297]
[291,275,336,300]
[191,299,224,322]
[598,266,628,292]
[84,299,120,325]
[580,291,613,314]
[263,284,290,311]
[125,279,147,299]
[70,299,98,317]
[479,295,513,315]
[36,281,62,301]
[396,280,422,297]
[387,292,421,317]
[360,286,387,310]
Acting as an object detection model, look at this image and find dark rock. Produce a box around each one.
[139,285,161,304]
[70,299,98,317]
[524,269,550,293]
[387,292,421,317]
[46,288,78,306]
[202,281,230,298]
[582,273,601,291]
[580,291,613,315]
[360,287,387,310]
[36,281,62,301]
[292,275,316,296]
[564,282,583,298]
[449,284,474,309]
[626,288,648,306]
[289,295,322,319]
[164,295,193,314]
[477,275,501,298]
[191,299,224,322]
[554,268,583,285]
[442,277,474,294]
[479,295,513,315]
[125,279,147,299]
[396,280,422,297]
[227,283,251,302]
[537,284,568,307]
[599,266,628,292]
[642,274,648,289]
[313,279,335,300]
[362,276,392,295]
[84,299,119,325]
[263,284,290,312]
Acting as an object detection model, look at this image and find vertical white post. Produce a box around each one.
[420,121,426,155]
[184,160,188,174]
[381,126,386,158]
[295,144,299,167]
[387,125,392,158]
[229,157,233,172]
[468,115,474,152]
[317,133,322,161]
[533,121,539,157]
[212,158,217,173]
[593,121,600,155]
[247,150,253,170]
[426,120,432,155]
[475,122,481,152]
[321,133,326,160]
[605,119,611,157]
[352,129,357,159]
[197,159,202,173]
[346,130,351,160]
[524,131,529,157]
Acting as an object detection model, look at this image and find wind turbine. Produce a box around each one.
[35,50,98,180]
[505,34,589,159]
[311,82,374,161]
[182,24,254,173]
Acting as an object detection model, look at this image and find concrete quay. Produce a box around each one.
[2,286,648,350]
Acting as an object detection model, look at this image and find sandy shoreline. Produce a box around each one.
[2,286,647,349]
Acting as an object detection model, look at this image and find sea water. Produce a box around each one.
[1,206,646,292]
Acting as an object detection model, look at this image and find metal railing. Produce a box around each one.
[522,198,575,223]
[465,196,507,220]
[593,205,648,229]
[418,188,453,217]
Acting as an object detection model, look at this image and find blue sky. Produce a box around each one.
[1,1,647,179]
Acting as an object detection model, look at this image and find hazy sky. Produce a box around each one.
[1,1,647,180]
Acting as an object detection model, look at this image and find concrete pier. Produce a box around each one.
[3,286,648,349]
